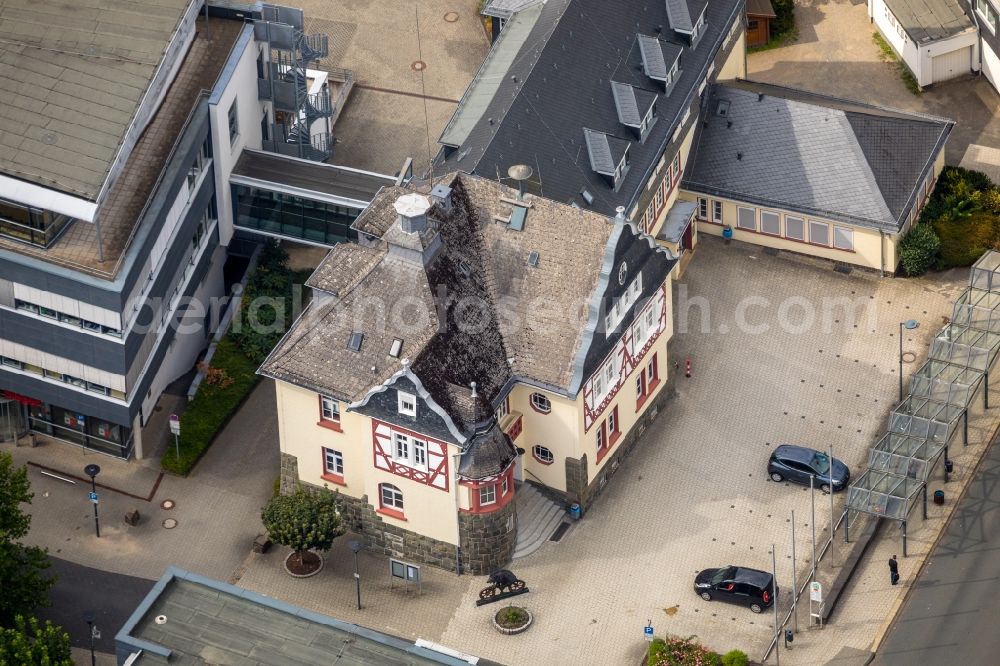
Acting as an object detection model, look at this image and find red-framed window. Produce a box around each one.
[637,353,660,411]
[378,482,405,520]
[321,447,346,486]
[596,420,607,450]
[463,466,516,513]
[317,395,342,432]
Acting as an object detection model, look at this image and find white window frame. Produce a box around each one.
[227,99,239,145]
[697,198,708,220]
[785,216,805,241]
[597,424,607,450]
[635,374,644,397]
[397,391,416,417]
[530,392,552,413]
[712,200,723,223]
[737,206,756,231]
[760,210,781,236]
[833,226,854,251]
[323,447,344,476]
[392,432,427,471]
[502,476,509,495]
[380,483,404,510]
[608,408,617,435]
[533,445,554,463]
[809,220,830,246]
[320,395,340,422]
[646,359,656,382]
[393,432,409,461]
[479,484,497,506]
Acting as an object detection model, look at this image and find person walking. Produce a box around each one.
[889,554,899,585]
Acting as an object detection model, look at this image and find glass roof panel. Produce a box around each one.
[969,250,1000,292]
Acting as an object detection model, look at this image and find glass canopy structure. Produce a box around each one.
[908,359,985,408]
[888,395,966,444]
[951,287,1000,334]
[969,250,1000,292]
[928,323,1000,372]
[867,432,946,482]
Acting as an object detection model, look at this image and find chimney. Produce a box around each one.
[615,205,626,222]
[430,184,453,212]
[394,193,432,234]
[470,381,478,399]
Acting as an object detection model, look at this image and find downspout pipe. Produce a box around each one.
[880,230,886,277]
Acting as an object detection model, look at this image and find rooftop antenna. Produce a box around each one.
[507,164,533,200]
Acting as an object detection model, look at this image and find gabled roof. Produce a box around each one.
[682,81,953,232]
[666,0,694,33]
[436,0,744,214]
[611,82,657,128]
[884,0,974,44]
[584,129,628,175]
[261,173,623,434]
[746,0,777,18]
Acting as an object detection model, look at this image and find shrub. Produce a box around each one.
[496,607,529,627]
[933,212,998,269]
[898,223,941,276]
[721,650,749,666]
[771,0,795,35]
[161,336,260,475]
[261,486,345,567]
[647,636,721,666]
[0,616,72,666]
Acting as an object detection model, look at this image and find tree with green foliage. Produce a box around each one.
[771,0,795,35]
[0,616,72,665]
[0,452,55,625]
[261,487,344,567]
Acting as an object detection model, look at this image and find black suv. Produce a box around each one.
[693,566,777,614]
[768,444,850,492]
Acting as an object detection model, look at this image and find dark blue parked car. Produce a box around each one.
[768,444,850,492]
[693,566,777,614]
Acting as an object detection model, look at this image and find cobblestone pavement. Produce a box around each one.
[748,0,1000,165]
[294,0,490,174]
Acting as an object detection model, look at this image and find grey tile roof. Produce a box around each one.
[261,173,616,428]
[611,82,657,128]
[584,129,616,175]
[666,0,694,33]
[746,0,777,18]
[0,0,194,200]
[436,0,744,215]
[637,33,669,80]
[682,82,953,231]
[884,0,974,44]
[458,422,518,479]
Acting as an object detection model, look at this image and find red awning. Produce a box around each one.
[0,390,42,407]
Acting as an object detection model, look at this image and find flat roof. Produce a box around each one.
[0,0,196,200]
[116,568,476,666]
[884,0,974,44]
[0,17,246,280]
[231,150,397,207]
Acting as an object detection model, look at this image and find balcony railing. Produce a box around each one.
[0,214,73,248]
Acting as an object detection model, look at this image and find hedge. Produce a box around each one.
[648,636,725,666]
[161,336,260,475]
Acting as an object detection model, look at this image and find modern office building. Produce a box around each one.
[0,0,400,458]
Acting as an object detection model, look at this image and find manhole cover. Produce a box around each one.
[162,518,178,529]
[161,499,175,510]
[902,351,917,363]
[42,133,57,145]
[411,60,427,71]
[444,11,459,22]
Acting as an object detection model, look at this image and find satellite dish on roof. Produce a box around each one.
[507,164,534,200]
[507,164,533,181]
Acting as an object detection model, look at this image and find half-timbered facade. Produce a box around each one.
[261,173,677,574]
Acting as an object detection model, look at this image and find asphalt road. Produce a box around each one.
[873,435,1000,665]
[35,556,155,654]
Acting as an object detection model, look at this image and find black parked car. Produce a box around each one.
[693,566,777,614]
[768,444,850,492]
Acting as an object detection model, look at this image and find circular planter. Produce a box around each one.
[283,550,324,578]
[492,606,532,635]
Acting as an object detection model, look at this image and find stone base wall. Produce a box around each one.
[459,499,517,576]
[564,353,677,515]
[278,452,459,572]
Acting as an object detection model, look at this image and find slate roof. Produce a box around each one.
[682,81,953,232]
[0,0,195,200]
[884,0,974,44]
[261,172,618,437]
[436,0,744,215]
[746,0,777,18]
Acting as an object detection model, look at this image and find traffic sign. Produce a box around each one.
[89,491,98,504]
[644,624,654,642]
[169,414,181,436]
[810,581,823,603]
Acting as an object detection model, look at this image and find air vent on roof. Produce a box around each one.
[347,332,364,352]
[458,259,472,278]
[716,100,731,117]
[581,189,594,206]
[389,338,403,358]
[527,251,539,267]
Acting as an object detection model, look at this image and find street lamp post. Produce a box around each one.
[899,320,920,401]
[348,540,363,610]
[84,464,101,538]
[83,612,97,666]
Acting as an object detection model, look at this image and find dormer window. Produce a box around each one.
[398,391,416,417]
[583,128,632,191]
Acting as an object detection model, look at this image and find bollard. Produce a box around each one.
[685,358,692,378]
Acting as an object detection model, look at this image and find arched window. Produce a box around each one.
[379,483,404,511]
[530,392,551,414]
[532,445,554,464]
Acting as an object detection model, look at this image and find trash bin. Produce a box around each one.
[722,226,734,240]
[945,460,953,474]
[569,503,582,520]
[933,490,945,505]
